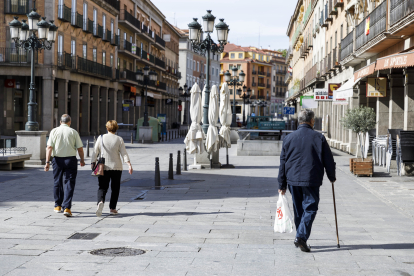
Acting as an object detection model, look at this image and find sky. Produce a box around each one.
[150,0,297,51]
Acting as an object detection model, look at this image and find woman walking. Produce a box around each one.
[91,120,133,216]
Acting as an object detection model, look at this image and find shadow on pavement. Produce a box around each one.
[312,243,414,253]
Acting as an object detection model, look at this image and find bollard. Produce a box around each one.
[86,140,90,157]
[168,153,174,180]
[176,150,181,175]
[183,148,188,171]
[155,157,161,189]
[131,133,133,144]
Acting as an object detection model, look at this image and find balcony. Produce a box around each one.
[155,57,165,70]
[154,34,166,50]
[329,0,337,16]
[285,72,292,84]
[258,83,266,88]
[77,57,112,79]
[267,72,271,77]
[391,0,414,26]
[58,5,71,22]
[119,9,141,33]
[118,40,137,59]
[111,34,119,46]
[119,69,138,84]
[71,12,83,28]
[57,52,75,70]
[285,47,293,64]
[93,24,103,38]
[140,49,154,65]
[252,82,257,87]
[324,3,333,23]
[334,0,344,8]
[0,47,37,65]
[83,19,93,33]
[266,84,271,89]
[103,0,119,11]
[252,70,257,75]
[148,80,166,91]
[258,71,265,76]
[103,29,110,42]
[355,2,386,51]
[340,30,354,61]
[4,0,30,14]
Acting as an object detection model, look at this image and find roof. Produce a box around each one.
[223,43,283,55]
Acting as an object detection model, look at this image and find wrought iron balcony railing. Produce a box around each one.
[155,57,165,68]
[58,5,71,22]
[77,56,112,79]
[355,1,386,51]
[0,47,37,65]
[71,12,83,28]
[390,0,414,26]
[119,10,141,31]
[57,52,75,69]
[155,34,165,47]
[103,0,119,11]
[340,30,354,61]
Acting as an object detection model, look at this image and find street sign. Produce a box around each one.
[258,121,286,130]
[284,107,295,115]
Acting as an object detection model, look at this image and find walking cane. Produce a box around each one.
[331,182,340,248]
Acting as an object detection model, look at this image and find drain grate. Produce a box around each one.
[90,247,145,257]
[68,233,100,240]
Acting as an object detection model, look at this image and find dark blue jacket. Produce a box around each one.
[278,124,336,190]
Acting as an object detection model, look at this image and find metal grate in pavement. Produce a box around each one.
[90,248,145,257]
[68,233,100,240]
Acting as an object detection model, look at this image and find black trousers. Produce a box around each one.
[288,185,320,242]
[97,170,122,210]
[52,156,78,210]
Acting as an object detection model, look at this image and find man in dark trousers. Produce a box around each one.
[278,109,336,252]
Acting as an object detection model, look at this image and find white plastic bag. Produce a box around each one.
[274,192,293,233]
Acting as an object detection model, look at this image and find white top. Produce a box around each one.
[91,133,130,171]
[47,124,83,157]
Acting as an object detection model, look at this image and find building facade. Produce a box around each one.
[286,0,414,155]
[0,0,181,136]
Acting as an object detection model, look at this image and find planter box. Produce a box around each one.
[350,158,357,173]
[352,158,374,177]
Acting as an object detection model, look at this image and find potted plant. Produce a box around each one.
[340,106,377,176]
[316,70,320,77]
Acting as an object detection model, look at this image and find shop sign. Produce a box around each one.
[122,104,130,112]
[165,98,173,105]
[354,63,376,80]
[132,44,136,54]
[4,79,15,88]
[367,77,387,97]
[300,96,318,109]
[328,83,341,100]
[314,89,330,101]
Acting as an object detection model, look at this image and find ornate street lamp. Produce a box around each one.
[225,67,245,127]
[240,86,251,126]
[187,11,229,134]
[9,10,58,131]
[181,84,191,125]
[136,66,158,127]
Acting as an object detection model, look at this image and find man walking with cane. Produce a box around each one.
[44,114,85,217]
[277,109,336,252]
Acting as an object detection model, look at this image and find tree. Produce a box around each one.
[277,49,287,58]
[340,106,376,160]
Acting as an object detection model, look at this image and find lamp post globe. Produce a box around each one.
[27,9,41,31]
[202,10,216,33]
[215,19,229,44]
[9,17,22,40]
[47,20,58,42]
[188,18,202,42]
[37,17,50,39]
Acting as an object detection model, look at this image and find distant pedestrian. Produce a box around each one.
[44,114,85,217]
[277,109,336,252]
[91,120,133,217]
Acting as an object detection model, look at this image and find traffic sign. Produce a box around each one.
[283,107,295,115]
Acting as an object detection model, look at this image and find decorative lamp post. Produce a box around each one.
[224,67,245,127]
[136,66,158,126]
[187,11,229,134]
[9,10,58,131]
[240,86,251,126]
[181,84,191,125]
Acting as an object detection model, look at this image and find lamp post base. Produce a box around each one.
[25,121,39,131]
[15,130,47,165]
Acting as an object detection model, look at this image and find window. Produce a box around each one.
[117,58,120,69]
[71,39,76,56]
[231,53,235,58]
[93,48,97,62]
[252,77,255,83]
[340,24,343,40]
[238,53,243,58]
[93,9,97,35]
[216,68,218,76]
[193,60,195,70]
[58,34,63,54]
[82,44,87,59]
[229,64,233,69]
[253,53,256,59]
[83,3,87,29]
[102,52,106,65]
[237,64,241,70]
[229,89,233,95]
[103,14,106,36]
[111,20,114,40]
[110,54,113,67]
[197,62,199,72]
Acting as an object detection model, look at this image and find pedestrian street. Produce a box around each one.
[1,140,414,275]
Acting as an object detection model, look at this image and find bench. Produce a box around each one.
[0,147,31,171]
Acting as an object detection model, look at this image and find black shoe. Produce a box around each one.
[294,237,311,252]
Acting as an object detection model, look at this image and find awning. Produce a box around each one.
[354,63,376,80]
[333,78,361,100]
[375,51,414,71]
[153,93,163,100]
[146,92,154,98]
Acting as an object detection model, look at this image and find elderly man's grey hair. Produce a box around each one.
[60,114,71,124]
[298,109,315,124]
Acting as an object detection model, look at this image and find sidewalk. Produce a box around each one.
[1,139,414,275]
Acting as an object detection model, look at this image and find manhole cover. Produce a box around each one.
[90,247,145,257]
[68,233,100,240]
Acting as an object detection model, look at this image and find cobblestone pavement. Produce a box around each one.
[1,137,414,275]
